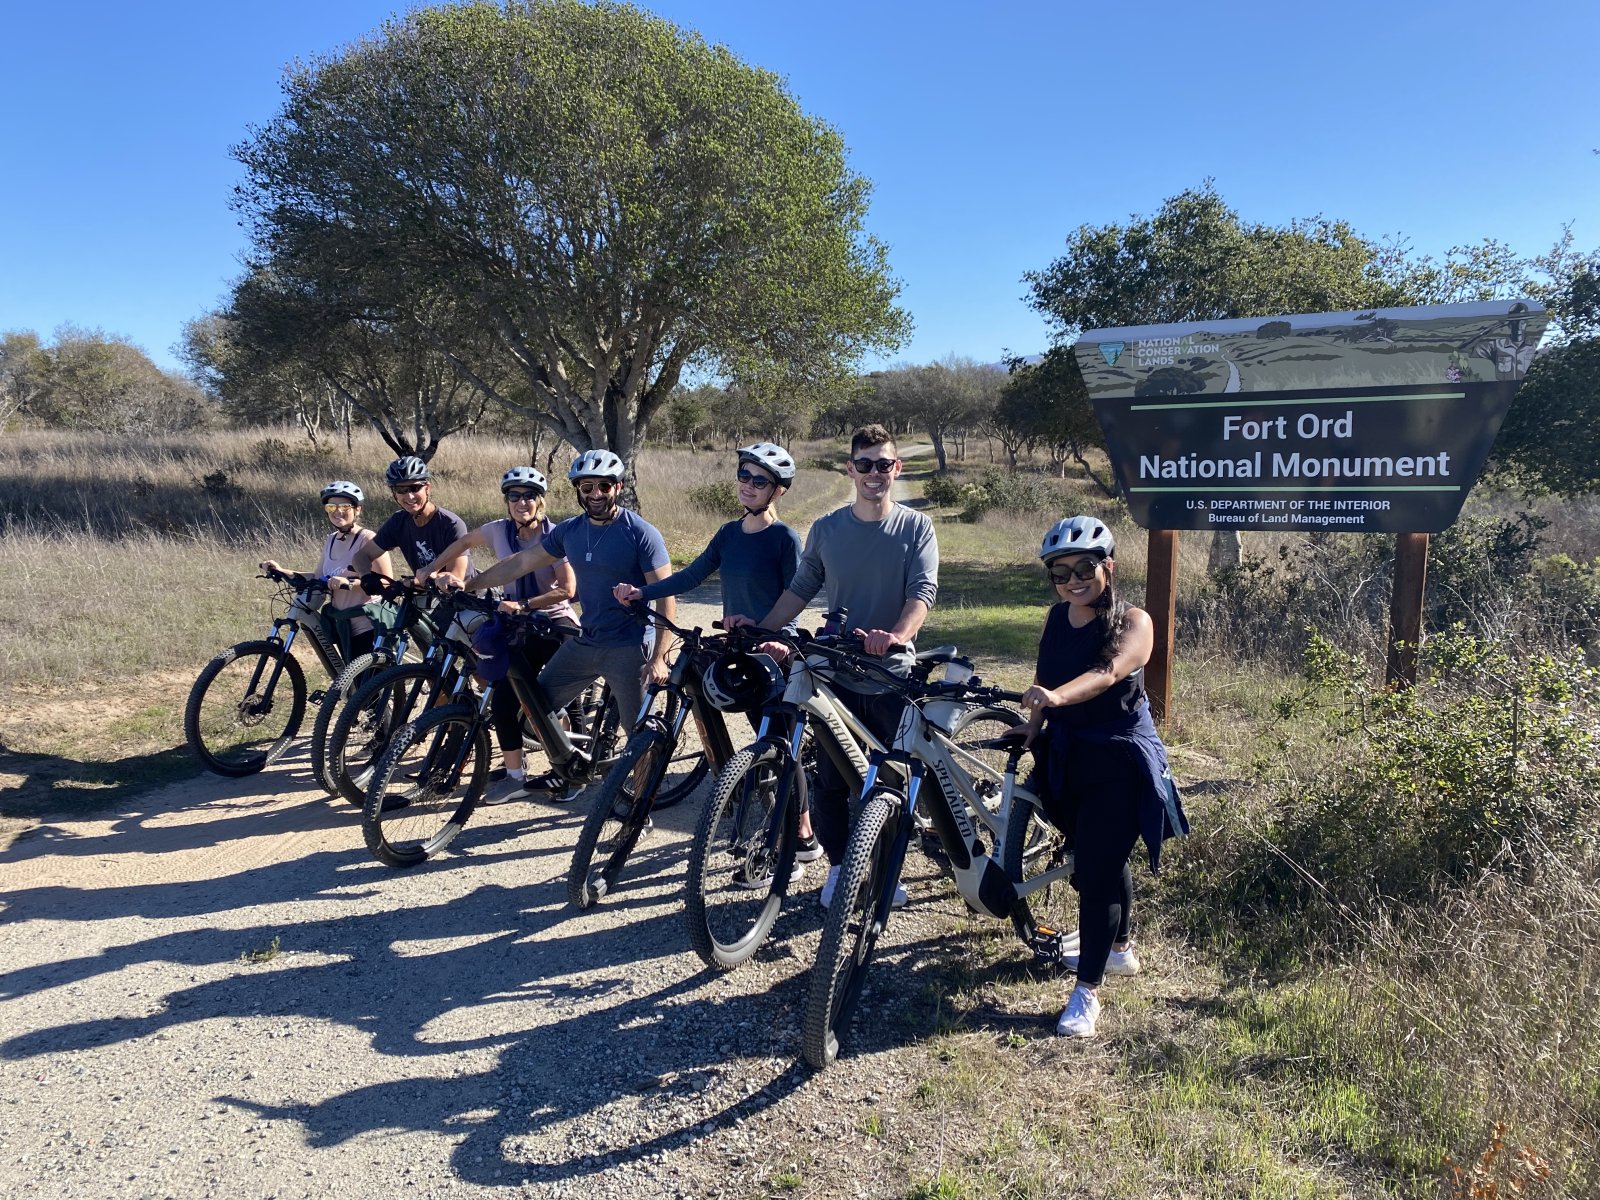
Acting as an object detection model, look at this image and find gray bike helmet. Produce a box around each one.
[1039,515,1115,563]
[702,652,785,714]
[736,442,797,484]
[385,455,431,487]
[500,466,548,495]
[320,480,364,506]
[567,449,626,482]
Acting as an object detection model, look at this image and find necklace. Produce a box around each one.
[583,517,617,563]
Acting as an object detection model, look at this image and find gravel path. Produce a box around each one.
[1,583,996,1199]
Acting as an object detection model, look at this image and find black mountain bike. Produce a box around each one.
[566,609,749,909]
[184,566,348,777]
[361,589,621,868]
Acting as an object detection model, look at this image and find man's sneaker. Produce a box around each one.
[794,833,824,863]
[1055,985,1101,1038]
[481,774,531,806]
[818,865,906,910]
[525,772,578,803]
[732,859,805,891]
[1060,945,1140,976]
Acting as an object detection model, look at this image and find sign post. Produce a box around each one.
[1073,301,1547,710]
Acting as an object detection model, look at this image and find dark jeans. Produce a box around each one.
[811,686,906,865]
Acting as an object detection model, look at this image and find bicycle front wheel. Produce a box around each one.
[184,640,306,777]
[362,703,488,868]
[310,649,394,797]
[648,707,709,810]
[683,743,798,970]
[330,660,450,807]
[567,728,671,909]
[803,792,897,1069]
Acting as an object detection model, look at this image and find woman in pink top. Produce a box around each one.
[417,467,579,802]
[261,480,394,660]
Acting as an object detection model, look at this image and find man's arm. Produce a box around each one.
[457,545,557,592]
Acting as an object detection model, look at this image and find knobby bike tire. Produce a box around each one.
[310,649,396,797]
[184,640,306,778]
[567,728,670,909]
[362,702,489,868]
[683,742,799,971]
[329,660,449,807]
[803,791,896,1069]
[1001,790,1075,945]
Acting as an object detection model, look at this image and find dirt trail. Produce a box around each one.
[3,587,975,1200]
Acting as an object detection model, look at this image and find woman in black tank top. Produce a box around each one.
[1019,515,1175,1041]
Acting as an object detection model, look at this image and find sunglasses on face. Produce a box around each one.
[504,490,541,502]
[577,479,617,496]
[323,502,356,514]
[1048,559,1103,584]
[736,468,775,490]
[393,483,427,496]
[851,457,897,474]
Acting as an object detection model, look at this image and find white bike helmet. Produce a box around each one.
[385,455,431,487]
[736,442,797,484]
[1038,515,1115,563]
[320,480,364,506]
[567,449,626,482]
[500,466,547,495]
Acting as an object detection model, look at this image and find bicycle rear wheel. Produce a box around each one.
[648,705,709,810]
[947,704,1025,820]
[567,728,670,909]
[184,640,306,777]
[1001,796,1076,943]
[362,702,488,868]
[683,743,798,970]
[330,660,451,807]
[803,791,897,1069]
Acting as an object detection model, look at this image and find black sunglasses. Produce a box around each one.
[736,468,775,490]
[851,457,896,474]
[1047,559,1102,584]
[504,489,541,502]
[392,483,427,495]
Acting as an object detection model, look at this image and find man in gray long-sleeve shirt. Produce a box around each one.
[733,423,939,902]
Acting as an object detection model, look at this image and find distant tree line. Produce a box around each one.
[0,326,210,436]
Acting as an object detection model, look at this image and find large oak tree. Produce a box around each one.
[231,0,906,494]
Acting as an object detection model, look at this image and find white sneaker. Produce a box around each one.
[1056,985,1101,1038]
[818,865,906,910]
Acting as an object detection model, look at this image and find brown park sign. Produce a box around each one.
[1072,301,1548,533]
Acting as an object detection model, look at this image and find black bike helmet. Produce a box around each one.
[385,455,431,487]
[702,652,785,713]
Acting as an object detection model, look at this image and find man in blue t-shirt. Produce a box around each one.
[443,450,673,799]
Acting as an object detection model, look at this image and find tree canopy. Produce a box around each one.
[3,326,210,435]
[230,0,907,488]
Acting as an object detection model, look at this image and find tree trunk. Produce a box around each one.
[930,429,948,472]
[1207,530,1242,575]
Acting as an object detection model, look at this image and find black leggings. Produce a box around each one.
[1060,740,1141,986]
[491,622,578,753]
[811,687,905,865]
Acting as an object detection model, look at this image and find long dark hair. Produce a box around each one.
[1091,557,1130,670]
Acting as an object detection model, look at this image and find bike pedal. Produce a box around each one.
[1028,926,1067,965]
[309,689,327,705]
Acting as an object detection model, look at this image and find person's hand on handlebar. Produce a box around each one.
[612,582,643,606]
[720,613,755,629]
[853,627,899,657]
[258,559,283,575]
[424,572,466,592]
[496,598,523,616]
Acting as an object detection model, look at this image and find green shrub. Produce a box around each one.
[687,480,741,516]
[922,473,966,507]
[958,469,1067,522]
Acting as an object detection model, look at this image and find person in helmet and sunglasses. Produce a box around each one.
[415,467,580,802]
[349,455,471,580]
[1020,514,1188,1039]
[260,480,394,659]
[611,442,820,868]
[436,449,674,802]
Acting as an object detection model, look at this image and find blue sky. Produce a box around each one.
[1,1,1594,375]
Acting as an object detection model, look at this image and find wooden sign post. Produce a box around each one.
[1145,528,1179,723]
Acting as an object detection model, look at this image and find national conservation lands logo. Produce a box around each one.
[1072,301,1548,535]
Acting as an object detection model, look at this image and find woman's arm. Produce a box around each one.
[1021,608,1154,713]
[524,559,576,611]
[414,525,489,584]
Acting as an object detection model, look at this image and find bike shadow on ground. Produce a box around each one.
[1,862,820,1189]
